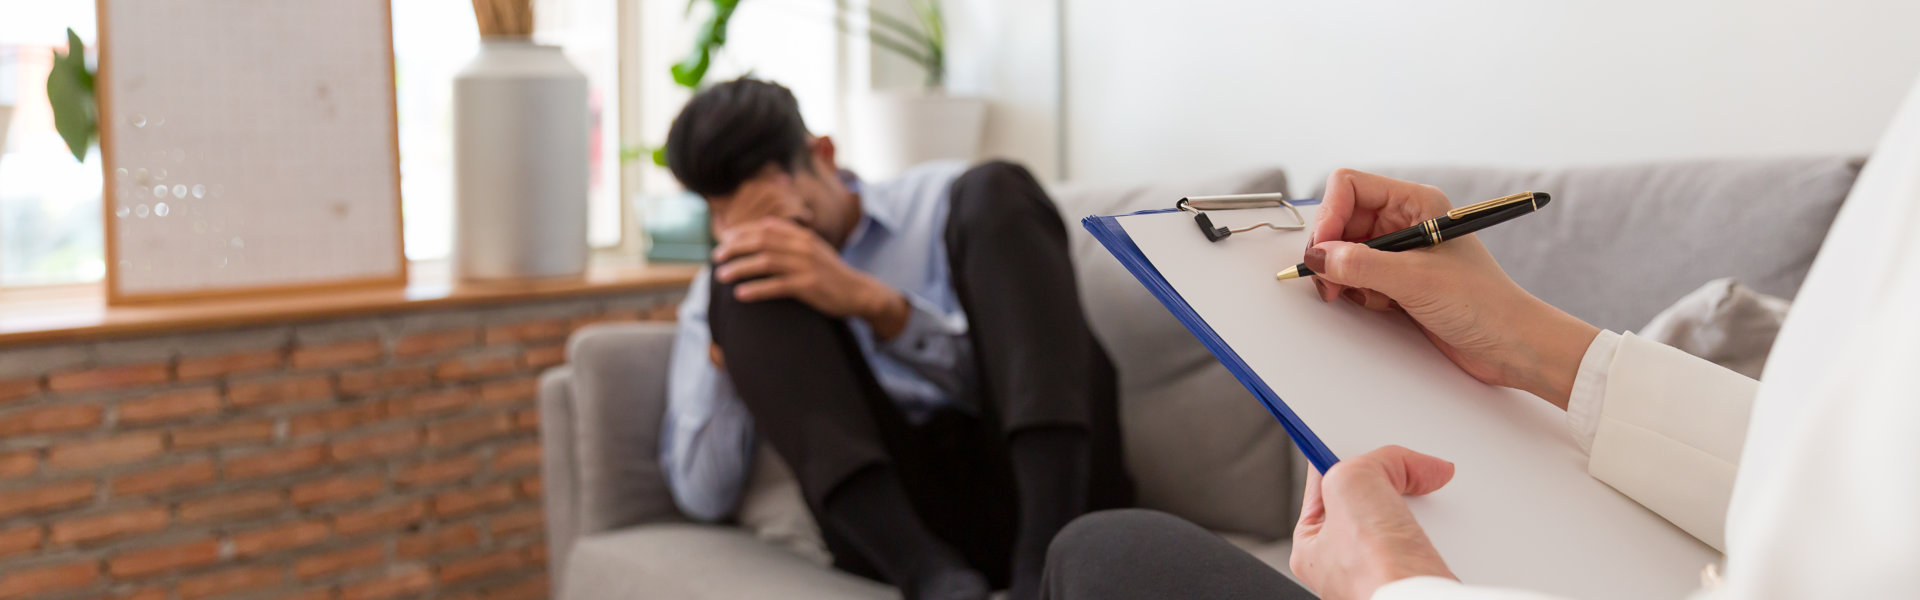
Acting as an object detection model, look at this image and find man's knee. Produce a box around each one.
[949,161,1059,233]
[707,279,841,349]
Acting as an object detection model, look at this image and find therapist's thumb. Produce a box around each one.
[1304,241,1426,297]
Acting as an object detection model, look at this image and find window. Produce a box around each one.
[0,1,103,287]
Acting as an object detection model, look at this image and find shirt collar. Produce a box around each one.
[844,169,905,234]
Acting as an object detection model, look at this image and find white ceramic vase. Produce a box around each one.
[849,91,988,180]
[452,37,589,281]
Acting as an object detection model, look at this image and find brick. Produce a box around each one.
[388,388,476,417]
[0,377,40,403]
[47,432,165,470]
[397,523,479,559]
[488,507,543,536]
[438,549,522,584]
[427,414,511,449]
[50,506,169,545]
[339,567,432,600]
[479,574,547,600]
[0,560,97,599]
[0,479,97,518]
[0,451,35,480]
[644,303,678,321]
[433,355,518,383]
[333,500,426,536]
[179,489,282,522]
[294,544,383,579]
[518,474,542,499]
[231,519,330,558]
[519,344,565,369]
[289,402,387,437]
[229,375,333,408]
[118,388,221,425]
[330,428,421,463]
[337,365,432,396]
[431,483,514,518]
[170,419,276,449]
[394,329,479,358]
[396,455,478,488]
[491,442,539,472]
[523,541,546,567]
[112,459,216,496]
[571,309,642,330]
[47,363,170,393]
[177,349,285,380]
[477,378,538,406]
[513,409,538,431]
[108,538,220,578]
[291,474,383,507]
[0,404,103,436]
[483,319,569,344]
[0,525,43,558]
[178,566,282,600]
[115,588,167,600]
[291,339,383,369]
[276,590,333,600]
[225,445,327,479]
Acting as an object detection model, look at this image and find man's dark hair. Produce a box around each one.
[664,77,813,198]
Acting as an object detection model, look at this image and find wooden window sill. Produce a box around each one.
[0,259,700,347]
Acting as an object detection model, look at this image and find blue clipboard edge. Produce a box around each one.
[1082,203,1340,473]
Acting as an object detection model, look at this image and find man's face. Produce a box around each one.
[706,136,860,247]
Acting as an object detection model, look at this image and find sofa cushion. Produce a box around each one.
[1355,157,1860,331]
[561,525,889,600]
[1637,278,1790,380]
[1053,167,1301,540]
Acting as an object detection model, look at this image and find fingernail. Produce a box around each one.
[1342,288,1366,305]
[1303,246,1328,274]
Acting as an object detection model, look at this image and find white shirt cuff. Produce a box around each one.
[1373,576,1572,599]
[1566,329,1622,454]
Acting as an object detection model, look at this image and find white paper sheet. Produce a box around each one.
[1116,205,1717,599]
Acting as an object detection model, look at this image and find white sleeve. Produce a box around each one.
[1583,332,1758,552]
[1372,576,1572,600]
[1564,330,1622,454]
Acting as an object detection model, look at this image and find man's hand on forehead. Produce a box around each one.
[713,171,803,233]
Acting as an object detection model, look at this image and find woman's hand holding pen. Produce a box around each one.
[1306,169,1599,410]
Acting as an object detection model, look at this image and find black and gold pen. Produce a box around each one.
[1276,191,1552,281]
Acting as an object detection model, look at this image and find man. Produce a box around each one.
[659,77,1133,600]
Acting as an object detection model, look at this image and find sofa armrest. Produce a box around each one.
[540,322,685,582]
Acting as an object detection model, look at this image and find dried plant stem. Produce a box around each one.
[472,0,533,37]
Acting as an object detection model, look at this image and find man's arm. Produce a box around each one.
[660,273,756,522]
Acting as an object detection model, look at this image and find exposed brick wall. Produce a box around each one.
[0,290,683,600]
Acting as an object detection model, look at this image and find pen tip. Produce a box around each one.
[1532,192,1551,209]
[1275,267,1303,281]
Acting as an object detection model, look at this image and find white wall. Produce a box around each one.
[1065,1,1920,194]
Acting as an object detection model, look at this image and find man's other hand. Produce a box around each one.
[712,218,911,338]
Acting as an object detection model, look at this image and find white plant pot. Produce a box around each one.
[0,104,13,158]
[452,38,590,281]
[849,91,987,180]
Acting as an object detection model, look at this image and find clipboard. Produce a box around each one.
[1081,197,1719,599]
[1083,198,1340,473]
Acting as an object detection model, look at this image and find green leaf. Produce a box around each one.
[668,0,741,90]
[652,146,669,167]
[47,28,97,162]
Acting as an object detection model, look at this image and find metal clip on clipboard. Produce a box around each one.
[1176,193,1307,242]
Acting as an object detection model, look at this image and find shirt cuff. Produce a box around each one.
[879,292,967,365]
[1566,329,1623,454]
[1372,576,1572,600]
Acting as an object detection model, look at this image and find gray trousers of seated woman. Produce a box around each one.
[1041,509,1320,600]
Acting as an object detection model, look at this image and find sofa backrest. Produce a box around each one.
[1364,157,1863,331]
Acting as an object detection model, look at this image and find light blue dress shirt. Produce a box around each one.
[660,161,976,521]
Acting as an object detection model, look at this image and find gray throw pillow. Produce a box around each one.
[1637,278,1790,380]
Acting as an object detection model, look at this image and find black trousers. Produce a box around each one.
[1041,510,1318,600]
[708,162,1135,587]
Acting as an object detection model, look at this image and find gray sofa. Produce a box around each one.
[538,156,1862,599]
